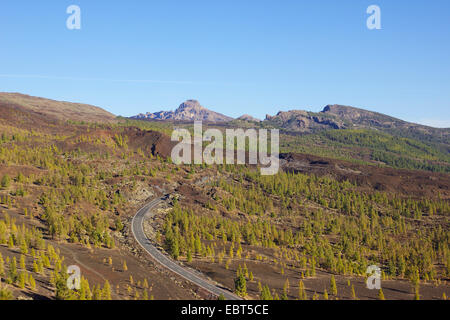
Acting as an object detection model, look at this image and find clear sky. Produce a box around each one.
[0,0,449,127]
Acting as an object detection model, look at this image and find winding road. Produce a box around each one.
[131,196,241,301]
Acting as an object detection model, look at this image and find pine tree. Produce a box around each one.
[194,234,202,254]
[19,240,28,254]
[281,280,289,300]
[8,257,18,284]
[298,280,307,300]
[102,280,112,300]
[0,286,13,300]
[37,258,44,273]
[0,254,4,277]
[170,237,180,260]
[284,278,290,292]
[29,274,36,291]
[1,175,11,189]
[8,235,14,249]
[143,278,149,289]
[19,255,26,270]
[18,272,26,289]
[55,270,74,300]
[229,244,234,259]
[234,273,247,297]
[260,285,273,300]
[92,285,102,300]
[134,288,140,300]
[351,285,356,300]
[414,285,420,300]
[323,289,329,300]
[33,260,39,273]
[378,288,385,300]
[330,275,337,296]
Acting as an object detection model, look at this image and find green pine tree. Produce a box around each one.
[234,273,247,297]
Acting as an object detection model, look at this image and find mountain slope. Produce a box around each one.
[265,104,449,144]
[0,92,117,123]
[132,100,233,122]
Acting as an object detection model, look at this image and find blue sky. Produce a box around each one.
[0,0,449,127]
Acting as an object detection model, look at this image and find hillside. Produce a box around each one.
[265,104,449,144]
[0,92,117,123]
[280,129,450,173]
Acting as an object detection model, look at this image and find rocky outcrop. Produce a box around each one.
[265,109,347,132]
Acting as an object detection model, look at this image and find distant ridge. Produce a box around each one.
[132,100,233,122]
[264,104,449,142]
[3,93,447,143]
[0,92,116,123]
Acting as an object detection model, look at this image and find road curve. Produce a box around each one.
[131,197,241,301]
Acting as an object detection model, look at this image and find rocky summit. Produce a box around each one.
[132,100,233,122]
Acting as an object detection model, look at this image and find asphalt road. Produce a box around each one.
[131,197,241,301]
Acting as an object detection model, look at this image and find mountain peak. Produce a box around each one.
[237,114,261,122]
[322,104,373,118]
[176,100,205,113]
[178,99,202,109]
[132,100,232,122]
[322,104,347,113]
